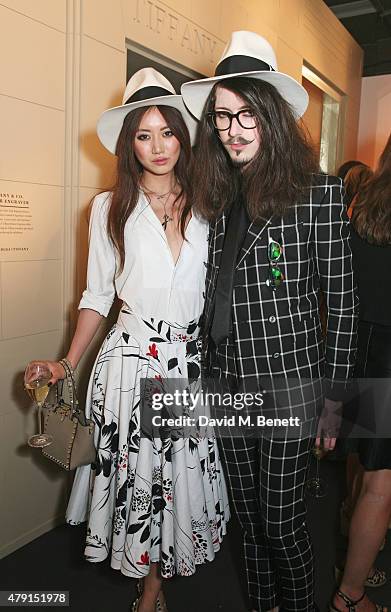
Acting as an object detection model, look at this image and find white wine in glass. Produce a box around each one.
[24,362,53,448]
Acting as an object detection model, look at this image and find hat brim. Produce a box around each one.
[97,95,197,153]
[181,71,309,120]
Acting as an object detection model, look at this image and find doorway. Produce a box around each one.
[302,66,344,174]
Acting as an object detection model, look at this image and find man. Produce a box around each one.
[182,32,358,612]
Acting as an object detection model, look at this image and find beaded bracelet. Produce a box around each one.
[59,358,79,410]
[60,357,75,377]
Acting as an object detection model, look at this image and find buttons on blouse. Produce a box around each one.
[273,352,280,359]
[268,315,277,323]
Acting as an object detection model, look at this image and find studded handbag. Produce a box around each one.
[42,359,96,470]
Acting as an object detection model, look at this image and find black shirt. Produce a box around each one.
[210,196,250,345]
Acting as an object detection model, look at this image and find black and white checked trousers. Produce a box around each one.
[219,431,315,612]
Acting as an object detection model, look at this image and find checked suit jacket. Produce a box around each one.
[202,173,359,423]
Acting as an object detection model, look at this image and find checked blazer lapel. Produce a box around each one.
[203,211,228,333]
[236,215,273,269]
[204,211,273,334]
[210,211,228,271]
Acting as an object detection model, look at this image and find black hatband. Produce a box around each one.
[215,55,275,77]
[125,86,172,104]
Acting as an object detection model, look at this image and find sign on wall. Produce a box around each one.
[0,182,62,261]
[125,0,224,76]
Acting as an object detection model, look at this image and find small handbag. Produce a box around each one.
[42,359,96,470]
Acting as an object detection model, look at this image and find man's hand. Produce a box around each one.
[315,398,343,451]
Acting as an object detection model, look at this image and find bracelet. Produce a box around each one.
[59,358,78,409]
[60,357,75,378]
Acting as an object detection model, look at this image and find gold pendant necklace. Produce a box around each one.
[142,185,174,232]
[141,187,172,200]
[140,181,174,200]
[161,192,174,231]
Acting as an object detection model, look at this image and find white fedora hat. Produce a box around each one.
[97,67,197,153]
[181,31,308,120]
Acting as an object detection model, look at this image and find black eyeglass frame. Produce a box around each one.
[207,109,257,131]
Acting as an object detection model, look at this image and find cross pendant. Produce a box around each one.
[162,214,173,231]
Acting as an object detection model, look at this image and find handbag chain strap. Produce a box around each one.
[57,358,90,427]
[58,358,78,413]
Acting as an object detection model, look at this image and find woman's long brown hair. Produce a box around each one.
[107,105,192,273]
[192,77,319,221]
[343,163,373,206]
[352,134,391,245]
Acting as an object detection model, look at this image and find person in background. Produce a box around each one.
[331,135,391,612]
[28,68,229,612]
[337,159,373,548]
[344,164,373,210]
[338,160,368,182]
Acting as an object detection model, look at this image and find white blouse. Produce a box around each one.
[79,191,208,324]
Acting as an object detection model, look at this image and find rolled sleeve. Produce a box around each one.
[78,192,116,317]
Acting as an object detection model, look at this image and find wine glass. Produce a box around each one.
[24,362,53,448]
[306,443,328,498]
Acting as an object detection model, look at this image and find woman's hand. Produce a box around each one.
[26,310,103,391]
[28,360,67,386]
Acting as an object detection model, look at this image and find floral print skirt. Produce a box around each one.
[66,306,230,578]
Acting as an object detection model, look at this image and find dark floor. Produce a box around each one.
[1,458,390,612]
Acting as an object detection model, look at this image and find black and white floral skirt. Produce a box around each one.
[66,307,230,578]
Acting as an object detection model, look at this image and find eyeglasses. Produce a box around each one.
[208,109,257,131]
[266,237,284,290]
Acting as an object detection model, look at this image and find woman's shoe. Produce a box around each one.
[330,588,386,611]
[136,579,144,597]
[156,591,168,612]
[335,566,387,588]
[365,568,387,588]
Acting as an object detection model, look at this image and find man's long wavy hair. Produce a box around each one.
[192,77,319,221]
[352,134,391,246]
[107,105,192,273]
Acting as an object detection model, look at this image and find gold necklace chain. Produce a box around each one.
[142,186,175,231]
[141,186,172,200]
[140,180,177,200]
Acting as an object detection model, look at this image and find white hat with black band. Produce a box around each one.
[181,31,308,120]
[97,67,197,153]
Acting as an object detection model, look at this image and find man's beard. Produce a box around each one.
[222,136,256,168]
[231,156,250,167]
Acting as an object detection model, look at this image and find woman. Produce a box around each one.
[331,135,391,612]
[33,68,229,612]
